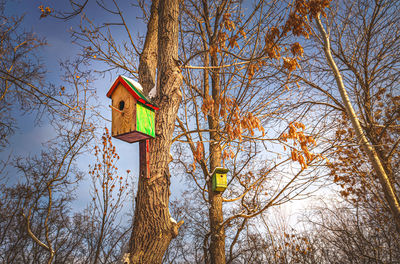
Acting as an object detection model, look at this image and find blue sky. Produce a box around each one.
[1,0,185,212]
[1,0,327,225]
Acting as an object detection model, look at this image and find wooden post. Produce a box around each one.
[139,139,150,178]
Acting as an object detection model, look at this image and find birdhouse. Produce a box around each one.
[212,167,229,192]
[106,75,159,143]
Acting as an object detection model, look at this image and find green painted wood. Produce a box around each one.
[136,103,155,137]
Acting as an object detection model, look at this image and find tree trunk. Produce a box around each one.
[208,51,226,264]
[138,0,159,95]
[208,175,226,264]
[315,13,400,230]
[128,0,183,262]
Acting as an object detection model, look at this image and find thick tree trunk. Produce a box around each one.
[128,0,183,263]
[315,13,400,230]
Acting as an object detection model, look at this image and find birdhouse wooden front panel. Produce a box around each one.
[107,75,159,143]
[212,168,229,192]
[111,83,137,139]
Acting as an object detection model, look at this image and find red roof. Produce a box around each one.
[107,76,159,111]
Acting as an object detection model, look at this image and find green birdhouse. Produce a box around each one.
[107,75,159,143]
[212,167,229,192]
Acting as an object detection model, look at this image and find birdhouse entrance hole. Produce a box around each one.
[118,100,125,111]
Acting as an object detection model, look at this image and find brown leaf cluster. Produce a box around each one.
[281,122,316,169]
[199,95,266,165]
[283,0,331,38]
[283,57,300,72]
[201,95,214,117]
[247,60,267,80]
[329,88,400,202]
[291,42,304,57]
[222,148,236,161]
[263,27,281,59]
[220,97,265,142]
[211,11,248,60]
[329,120,374,201]
[213,13,240,56]
[194,141,204,161]
[38,5,52,18]
[275,231,312,262]
[223,12,236,32]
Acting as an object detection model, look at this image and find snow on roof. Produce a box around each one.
[106,75,159,111]
[121,75,143,92]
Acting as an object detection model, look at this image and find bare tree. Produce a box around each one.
[0,3,46,149]
[88,128,132,264]
[284,0,400,229]
[64,0,185,261]
[314,5,400,230]
[168,0,327,262]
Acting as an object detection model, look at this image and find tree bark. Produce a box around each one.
[208,45,226,264]
[315,13,400,230]
[208,172,226,264]
[138,0,159,94]
[128,0,183,262]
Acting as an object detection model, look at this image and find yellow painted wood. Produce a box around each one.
[212,167,229,192]
[214,173,227,192]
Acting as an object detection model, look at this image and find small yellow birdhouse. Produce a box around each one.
[106,75,159,143]
[212,167,229,192]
